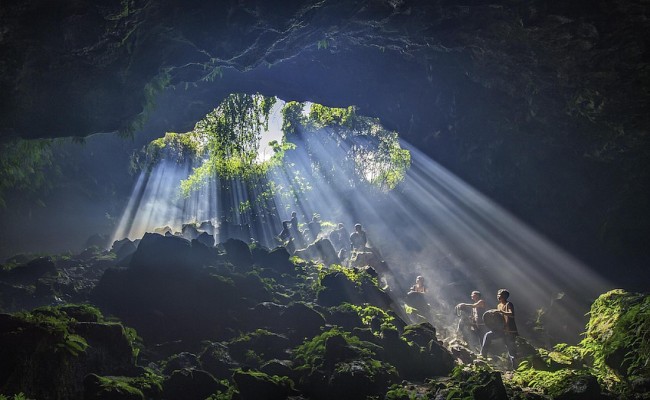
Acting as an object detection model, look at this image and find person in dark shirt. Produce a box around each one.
[307,215,322,241]
[350,223,367,251]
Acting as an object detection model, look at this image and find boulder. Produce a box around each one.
[162,368,226,400]
[258,247,295,275]
[227,331,291,365]
[0,256,56,283]
[222,238,253,269]
[83,373,144,400]
[294,238,339,266]
[280,302,326,344]
[129,233,192,272]
[195,231,215,247]
[198,342,238,380]
[233,369,295,400]
[553,374,603,400]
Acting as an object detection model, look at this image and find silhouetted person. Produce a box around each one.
[350,223,367,251]
[456,290,487,350]
[289,211,305,247]
[278,221,291,243]
[329,223,348,251]
[481,289,518,369]
[307,215,321,241]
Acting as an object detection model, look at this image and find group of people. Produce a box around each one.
[455,288,518,368]
[406,275,519,369]
[277,212,371,257]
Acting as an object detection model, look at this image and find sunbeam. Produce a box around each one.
[112,97,613,345]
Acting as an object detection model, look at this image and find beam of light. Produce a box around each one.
[263,132,611,342]
[113,107,611,343]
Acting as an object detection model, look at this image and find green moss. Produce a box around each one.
[384,384,418,400]
[511,362,589,396]
[0,393,32,400]
[92,375,145,399]
[14,304,140,358]
[580,289,650,389]
[293,327,376,372]
[332,303,396,332]
[317,264,378,287]
[205,380,239,400]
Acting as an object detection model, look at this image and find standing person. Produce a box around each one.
[307,214,322,241]
[455,291,487,349]
[289,211,304,248]
[350,223,367,251]
[329,223,348,251]
[481,289,518,369]
[278,221,292,243]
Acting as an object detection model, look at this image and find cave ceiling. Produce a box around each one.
[1,0,649,275]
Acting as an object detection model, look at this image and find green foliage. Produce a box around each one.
[280,101,305,135]
[205,380,239,400]
[385,384,418,400]
[580,289,650,389]
[333,303,396,332]
[0,138,54,207]
[282,101,411,191]
[91,375,146,399]
[177,93,277,196]
[145,131,206,167]
[511,362,591,397]
[14,304,140,358]
[444,364,505,400]
[308,103,356,129]
[508,290,650,398]
[293,326,376,371]
[317,264,378,287]
[0,394,31,400]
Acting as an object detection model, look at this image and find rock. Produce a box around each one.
[553,374,603,400]
[280,302,326,344]
[0,306,137,400]
[129,233,192,272]
[162,368,226,400]
[294,238,339,266]
[112,239,137,262]
[259,247,296,275]
[317,271,361,306]
[233,369,295,400]
[93,259,240,343]
[198,342,238,380]
[83,373,144,400]
[227,330,291,365]
[260,359,297,382]
[222,238,253,269]
[195,231,215,247]
[85,234,110,249]
[162,352,201,375]
[472,370,508,400]
[0,256,56,283]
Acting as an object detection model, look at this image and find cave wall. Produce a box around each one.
[1,0,648,283]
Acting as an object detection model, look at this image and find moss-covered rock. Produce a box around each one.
[83,374,145,400]
[162,368,226,400]
[582,289,650,385]
[232,368,295,400]
[0,305,137,400]
[292,327,398,399]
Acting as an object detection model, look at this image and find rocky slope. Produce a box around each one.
[1,233,648,399]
